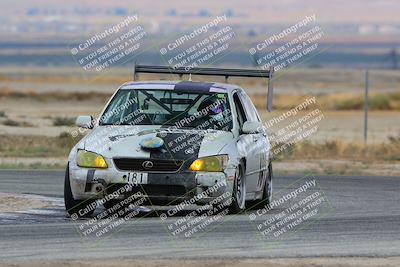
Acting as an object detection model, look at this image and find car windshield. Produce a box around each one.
[99,89,232,131]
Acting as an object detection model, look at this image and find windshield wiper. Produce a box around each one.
[100,122,142,126]
[99,123,118,126]
[161,123,197,129]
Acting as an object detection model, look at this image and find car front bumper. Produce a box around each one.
[69,164,235,205]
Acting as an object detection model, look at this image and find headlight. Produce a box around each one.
[76,150,108,168]
[189,155,228,172]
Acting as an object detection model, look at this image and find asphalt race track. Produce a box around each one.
[0,170,399,261]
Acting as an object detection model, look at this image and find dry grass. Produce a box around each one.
[0,72,128,84]
[0,88,110,102]
[249,91,400,110]
[0,133,82,157]
[273,135,400,162]
[52,117,76,126]
[1,119,34,127]
[1,131,399,164]
[1,88,400,111]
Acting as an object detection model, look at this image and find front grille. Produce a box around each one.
[106,183,187,197]
[113,158,183,172]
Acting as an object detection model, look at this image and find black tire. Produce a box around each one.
[64,163,96,217]
[103,199,125,210]
[252,161,273,210]
[229,162,246,214]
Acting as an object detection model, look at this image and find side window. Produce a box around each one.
[233,92,247,128]
[239,92,260,122]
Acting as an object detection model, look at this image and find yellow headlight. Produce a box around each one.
[189,155,228,172]
[76,150,108,168]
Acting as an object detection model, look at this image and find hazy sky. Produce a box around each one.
[1,0,399,24]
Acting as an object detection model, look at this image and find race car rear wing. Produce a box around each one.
[133,64,275,112]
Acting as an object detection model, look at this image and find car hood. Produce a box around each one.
[83,125,234,160]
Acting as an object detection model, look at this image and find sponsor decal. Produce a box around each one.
[139,136,164,149]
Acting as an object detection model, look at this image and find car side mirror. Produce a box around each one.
[242,121,263,134]
[75,115,94,129]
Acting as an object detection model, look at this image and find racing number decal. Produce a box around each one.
[126,172,148,185]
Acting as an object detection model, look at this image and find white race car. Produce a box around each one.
[65,65,274,217]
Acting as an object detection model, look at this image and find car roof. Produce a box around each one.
[120,80,240,94]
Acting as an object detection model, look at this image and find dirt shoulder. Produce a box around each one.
[0,193,47,213]
[274,159,400,176]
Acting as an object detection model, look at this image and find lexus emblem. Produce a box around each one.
[142,160,154,169]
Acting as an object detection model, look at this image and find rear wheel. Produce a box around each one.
[64,163,96,217]
[229,162,246,214]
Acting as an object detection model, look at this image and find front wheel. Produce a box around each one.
[64,163,96,217]
[229,162,246,214]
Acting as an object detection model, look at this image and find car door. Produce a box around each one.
[238,91,268,194]
[233,91,259,195]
